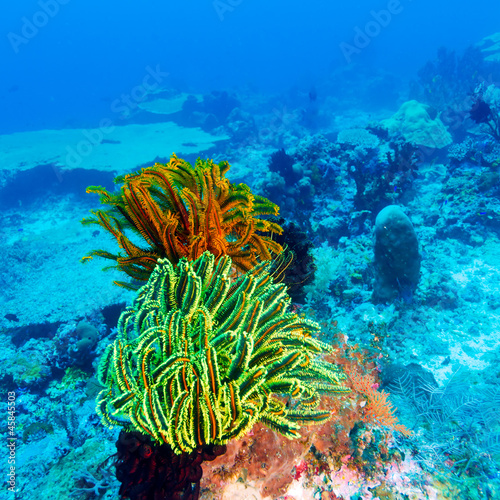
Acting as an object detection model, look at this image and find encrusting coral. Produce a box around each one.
[96,251,349,454]
[82,154,284,288]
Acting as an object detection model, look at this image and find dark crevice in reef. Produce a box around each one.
[7,321,61,348]
[0,164,115,208]
[101,302,127,331]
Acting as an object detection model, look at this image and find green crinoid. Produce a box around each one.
[96,252,348,454]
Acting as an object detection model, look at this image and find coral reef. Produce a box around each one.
[268,148,301,185]
[339,131,420,214]
[5,337,54,387]
[11,31,500,500]
[257,132,420,234]
[82,154,284,288]
[345,367,411,436]
[408,42,500,146]
[448,136,500,168]
[337,128,380,149]
[179,90,241,133]
[201,422,315,498]
[259,147,317,217]
[53,320,102,370]
[268,218,316,303]
[390,369,500,482]
[200,331,412,498]
[410,46,487,110]
[469,83,500,141]
[71,463,116,497]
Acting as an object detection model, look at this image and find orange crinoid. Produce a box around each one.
[82,154,284,288]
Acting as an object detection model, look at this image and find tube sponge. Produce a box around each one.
[372,205,421,303]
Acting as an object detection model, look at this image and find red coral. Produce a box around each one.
[292,460,308,481]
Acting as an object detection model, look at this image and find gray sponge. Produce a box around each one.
[373,205,421,303]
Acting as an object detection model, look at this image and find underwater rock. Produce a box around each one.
[372,205,421,304]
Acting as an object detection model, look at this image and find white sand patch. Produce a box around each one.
[451,259,499,289]
[0,122,228,175]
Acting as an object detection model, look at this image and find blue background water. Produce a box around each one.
[2,0,499,134]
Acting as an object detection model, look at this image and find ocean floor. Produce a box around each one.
[1,103,500,500]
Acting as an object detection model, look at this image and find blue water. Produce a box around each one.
[2,0,499,133]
